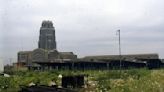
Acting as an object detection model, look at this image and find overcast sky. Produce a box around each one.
[0,0,164,64]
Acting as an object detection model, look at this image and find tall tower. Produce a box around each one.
[38,20,56,50]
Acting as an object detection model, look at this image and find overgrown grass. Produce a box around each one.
[0,68,164,92]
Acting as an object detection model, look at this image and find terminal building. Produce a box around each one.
[17,20,162,70]
[18,21,77,67]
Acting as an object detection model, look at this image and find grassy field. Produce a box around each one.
[0,68,164,92]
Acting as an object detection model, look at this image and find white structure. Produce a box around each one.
[0,58,4,73]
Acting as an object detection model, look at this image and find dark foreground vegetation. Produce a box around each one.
[0,68,164,92]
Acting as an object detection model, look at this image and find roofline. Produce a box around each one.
[84,53,159,58]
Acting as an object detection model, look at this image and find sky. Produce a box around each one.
[0,0,164,64]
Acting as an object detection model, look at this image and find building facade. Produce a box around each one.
[18,20,77,66]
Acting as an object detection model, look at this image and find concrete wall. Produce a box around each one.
[0,58,4,73]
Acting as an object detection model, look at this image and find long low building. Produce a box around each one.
[83,53,159,61]
[28,53,161,70]
[28,58,162,70]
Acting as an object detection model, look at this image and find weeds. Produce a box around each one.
[0,69,163,92]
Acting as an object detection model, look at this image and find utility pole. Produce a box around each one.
[117,30,122,72]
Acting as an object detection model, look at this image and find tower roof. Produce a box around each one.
[41,20,54,28]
